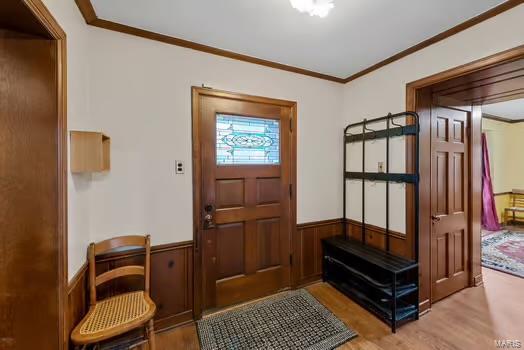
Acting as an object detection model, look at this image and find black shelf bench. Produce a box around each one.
[322,236,419,332]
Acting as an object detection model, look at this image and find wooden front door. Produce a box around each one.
[430,103,470,302]
[193,88,296,312]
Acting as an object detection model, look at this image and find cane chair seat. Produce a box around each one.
[72,291,156,344]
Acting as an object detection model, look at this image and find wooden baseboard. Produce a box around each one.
[419,299,431,315]
[473,274,484,287]
[154,310,194,333]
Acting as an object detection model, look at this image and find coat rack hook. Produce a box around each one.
[390,113,403,128]
[364,124,377,139]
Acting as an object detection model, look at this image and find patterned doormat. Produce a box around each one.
[197,289,357,350]
[482,230,524,278]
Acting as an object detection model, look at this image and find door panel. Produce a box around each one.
[216,179,244,208]
[257,218,281,269]
[430,105,469,302]
[216,223,245,279]
[198,92,293,311]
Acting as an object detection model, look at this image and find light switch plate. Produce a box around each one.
[175,160,184,174]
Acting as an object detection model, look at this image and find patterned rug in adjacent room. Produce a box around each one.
[482,230,524,278]
[197,289,357,350]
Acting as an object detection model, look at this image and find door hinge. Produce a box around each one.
[290,118,293,132]
[289,254,293,266]
[289,184,293,197]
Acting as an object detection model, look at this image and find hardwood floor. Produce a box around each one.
[152,268,523,350]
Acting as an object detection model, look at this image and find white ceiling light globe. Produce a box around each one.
[289,0,335,18]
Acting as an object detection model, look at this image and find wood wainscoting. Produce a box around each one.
[293,219,344,287]
[345,219,409,257]
[66,241,193,348]
[67,263,88,346]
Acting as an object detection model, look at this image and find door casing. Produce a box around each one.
[0,0,67,348]
[406,45,524,313]
[191,87,297,319]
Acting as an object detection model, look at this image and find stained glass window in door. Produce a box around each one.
[216,114,280,165]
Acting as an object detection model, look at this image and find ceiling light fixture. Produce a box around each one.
[289,0,334,18]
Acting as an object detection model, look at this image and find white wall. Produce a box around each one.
[483,118,524,194]
[46,0,344,280]
[86,28,343,246]
[45,0,524,279]
[342,4,524,233]
[42,0,93,280]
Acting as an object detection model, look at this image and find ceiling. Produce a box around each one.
[483,98,524,120]
[91,0,507,79]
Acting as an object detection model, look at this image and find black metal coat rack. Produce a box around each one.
[343,111,420,260]
[322,111,421,333]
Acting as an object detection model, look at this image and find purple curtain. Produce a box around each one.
[482,133,501,231]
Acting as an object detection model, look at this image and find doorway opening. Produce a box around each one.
[481,97,524,279]
[407,45,524,311]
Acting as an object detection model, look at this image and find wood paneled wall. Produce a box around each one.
[66,241,193,348]
[293,219,344,286]
[67,263,88,345]
[345,219,410,258]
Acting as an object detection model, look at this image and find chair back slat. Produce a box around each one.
[94,235,147,255]
[95,265,145,287]
[511,189,524,208]
[515,197,524,205]
[88,235,151,306]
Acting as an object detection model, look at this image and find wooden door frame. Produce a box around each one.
[191,87,297,319]
[3,0,68,348]
[406,45,524,313]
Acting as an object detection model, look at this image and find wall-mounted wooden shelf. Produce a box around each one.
[70,131,110,173]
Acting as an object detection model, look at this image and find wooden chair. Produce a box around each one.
[71,235,156,349]
[504,189,524,226]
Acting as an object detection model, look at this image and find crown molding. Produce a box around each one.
[483,113,524,123]
[74,0,345,83]
[343,0,524,83]
[75,0,524,84]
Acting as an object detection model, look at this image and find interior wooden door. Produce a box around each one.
[195,89,295,312]
[0,30,61,349]
[430,102,470,302]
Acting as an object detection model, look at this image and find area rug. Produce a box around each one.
[197,289,357,350]
[482,230,524,278]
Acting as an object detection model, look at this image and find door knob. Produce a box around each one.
[431,215,441,223]
[203,204,215,229]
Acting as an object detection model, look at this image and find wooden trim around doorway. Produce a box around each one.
[20,0,68,348]
[191,87,297,319]
[406,45,524,312]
